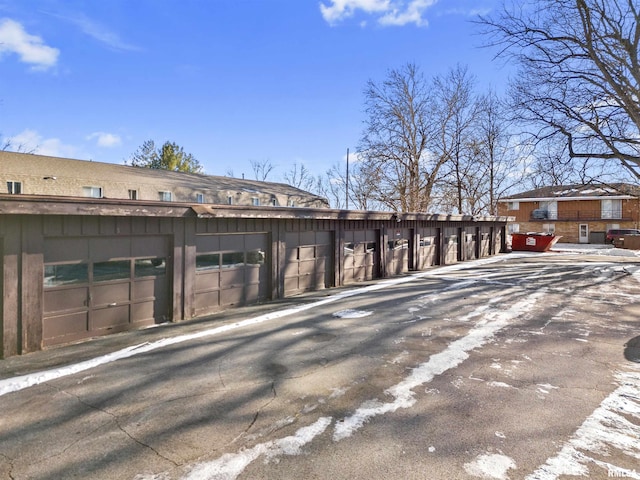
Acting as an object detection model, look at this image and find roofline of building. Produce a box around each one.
[0,194,511,223]
[498,195,636,203]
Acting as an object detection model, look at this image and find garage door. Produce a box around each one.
[343,230,378,284]
[417,227,439,269]
[43,236,170,346]
[194,233,269,316]
[284,231,333,295]
[386,229,410,276]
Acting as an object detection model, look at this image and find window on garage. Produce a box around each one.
[44,263,89,287]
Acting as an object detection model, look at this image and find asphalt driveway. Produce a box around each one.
[1,249,639,480]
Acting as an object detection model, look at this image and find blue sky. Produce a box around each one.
[0,0,509,180]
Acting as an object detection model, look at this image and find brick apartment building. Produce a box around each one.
[498,184,640,243]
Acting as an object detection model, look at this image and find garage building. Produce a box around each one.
[0,194,508,358]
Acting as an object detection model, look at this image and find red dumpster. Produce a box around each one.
[511,233,561,252]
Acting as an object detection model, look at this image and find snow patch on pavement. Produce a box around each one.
[332,289,545,441]
[182,417,332,480]
[0,254,519,398]
[332,309,372,319]
[464,453,517,479]
[526,370,640,480]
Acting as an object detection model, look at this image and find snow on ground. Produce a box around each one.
[3,243,640,479]
[332,288,546,442]
[526,370,640,480]
[0,253,522,398]
[551,243,640,257]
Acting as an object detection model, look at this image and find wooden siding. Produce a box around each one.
[0,198,509,358]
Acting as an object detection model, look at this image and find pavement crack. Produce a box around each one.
[0,452,16,480]
[230,381,278,446]
[50,385,181,467]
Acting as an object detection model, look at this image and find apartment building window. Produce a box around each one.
[288,200,296,207]
[83,186,102,198]
[159,191,172,202]
[7,181,22,194]
[539,200,558,219]
[601,199,622,219]
[271,198,277,206]
[507,223,520,234]
[542,223,556,234]
[128,189,138,200]
[227,196,233,205]
[507,201,519,210]
[251,197,260,206]
[196,193,204,204]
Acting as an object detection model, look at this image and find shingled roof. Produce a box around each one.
[504,183,640,201]
[0,151,329,207]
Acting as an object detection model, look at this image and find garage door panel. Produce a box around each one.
[220,268,246,287]
[44,238,89,263]
[91,305,130,330]
[44,287,88,313]
[195,271,220,290]
[195,291,220,314]
[196,235,220,252]
[131,301,154,322]
[299,260,316,275]
[300,231,315,244]
[344,255,354,268]
[298,246,315,261]
[132,236,167,257]
[245,266,262,284]
[316,231,332,244]
[43,312,88,340]
[284,276,299,292]
[221,284,261,306]
[133,278,155,300]
[92,282,130,307]
[220,235,243,251]
[245,234,266,250]
[91,237,131,262]
[286,248,299,263]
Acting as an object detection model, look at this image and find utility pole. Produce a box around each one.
[346,148,349,210]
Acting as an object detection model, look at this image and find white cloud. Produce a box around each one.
[320,0,391,24]
[0,18,59,70]
[8,129,77,157]
[320,0,438,26]
[44,11,141,52]
[87,132,122,147]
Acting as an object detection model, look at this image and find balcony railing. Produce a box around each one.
[529,209,631,221]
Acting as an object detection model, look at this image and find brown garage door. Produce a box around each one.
[386,229,410,276]
[194,233,269,316]
[284,231,333,295]
[417,227,439,269]
[343,230,378,284]
[43,236,170,346]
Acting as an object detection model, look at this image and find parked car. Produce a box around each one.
[606,228,640,244]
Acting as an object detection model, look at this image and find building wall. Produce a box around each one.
[500,197,640,243]
[0,207,508,358]
[0,151,329,208]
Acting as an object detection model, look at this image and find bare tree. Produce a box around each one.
[359,63,447,212]
[1,135,36,153]
[473,90,528,214]
[250,158,275,181]
[479,0,640,180]
[430,65,479,214]
[282,162,315,190]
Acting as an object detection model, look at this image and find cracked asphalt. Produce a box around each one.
[1,251,639,480]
